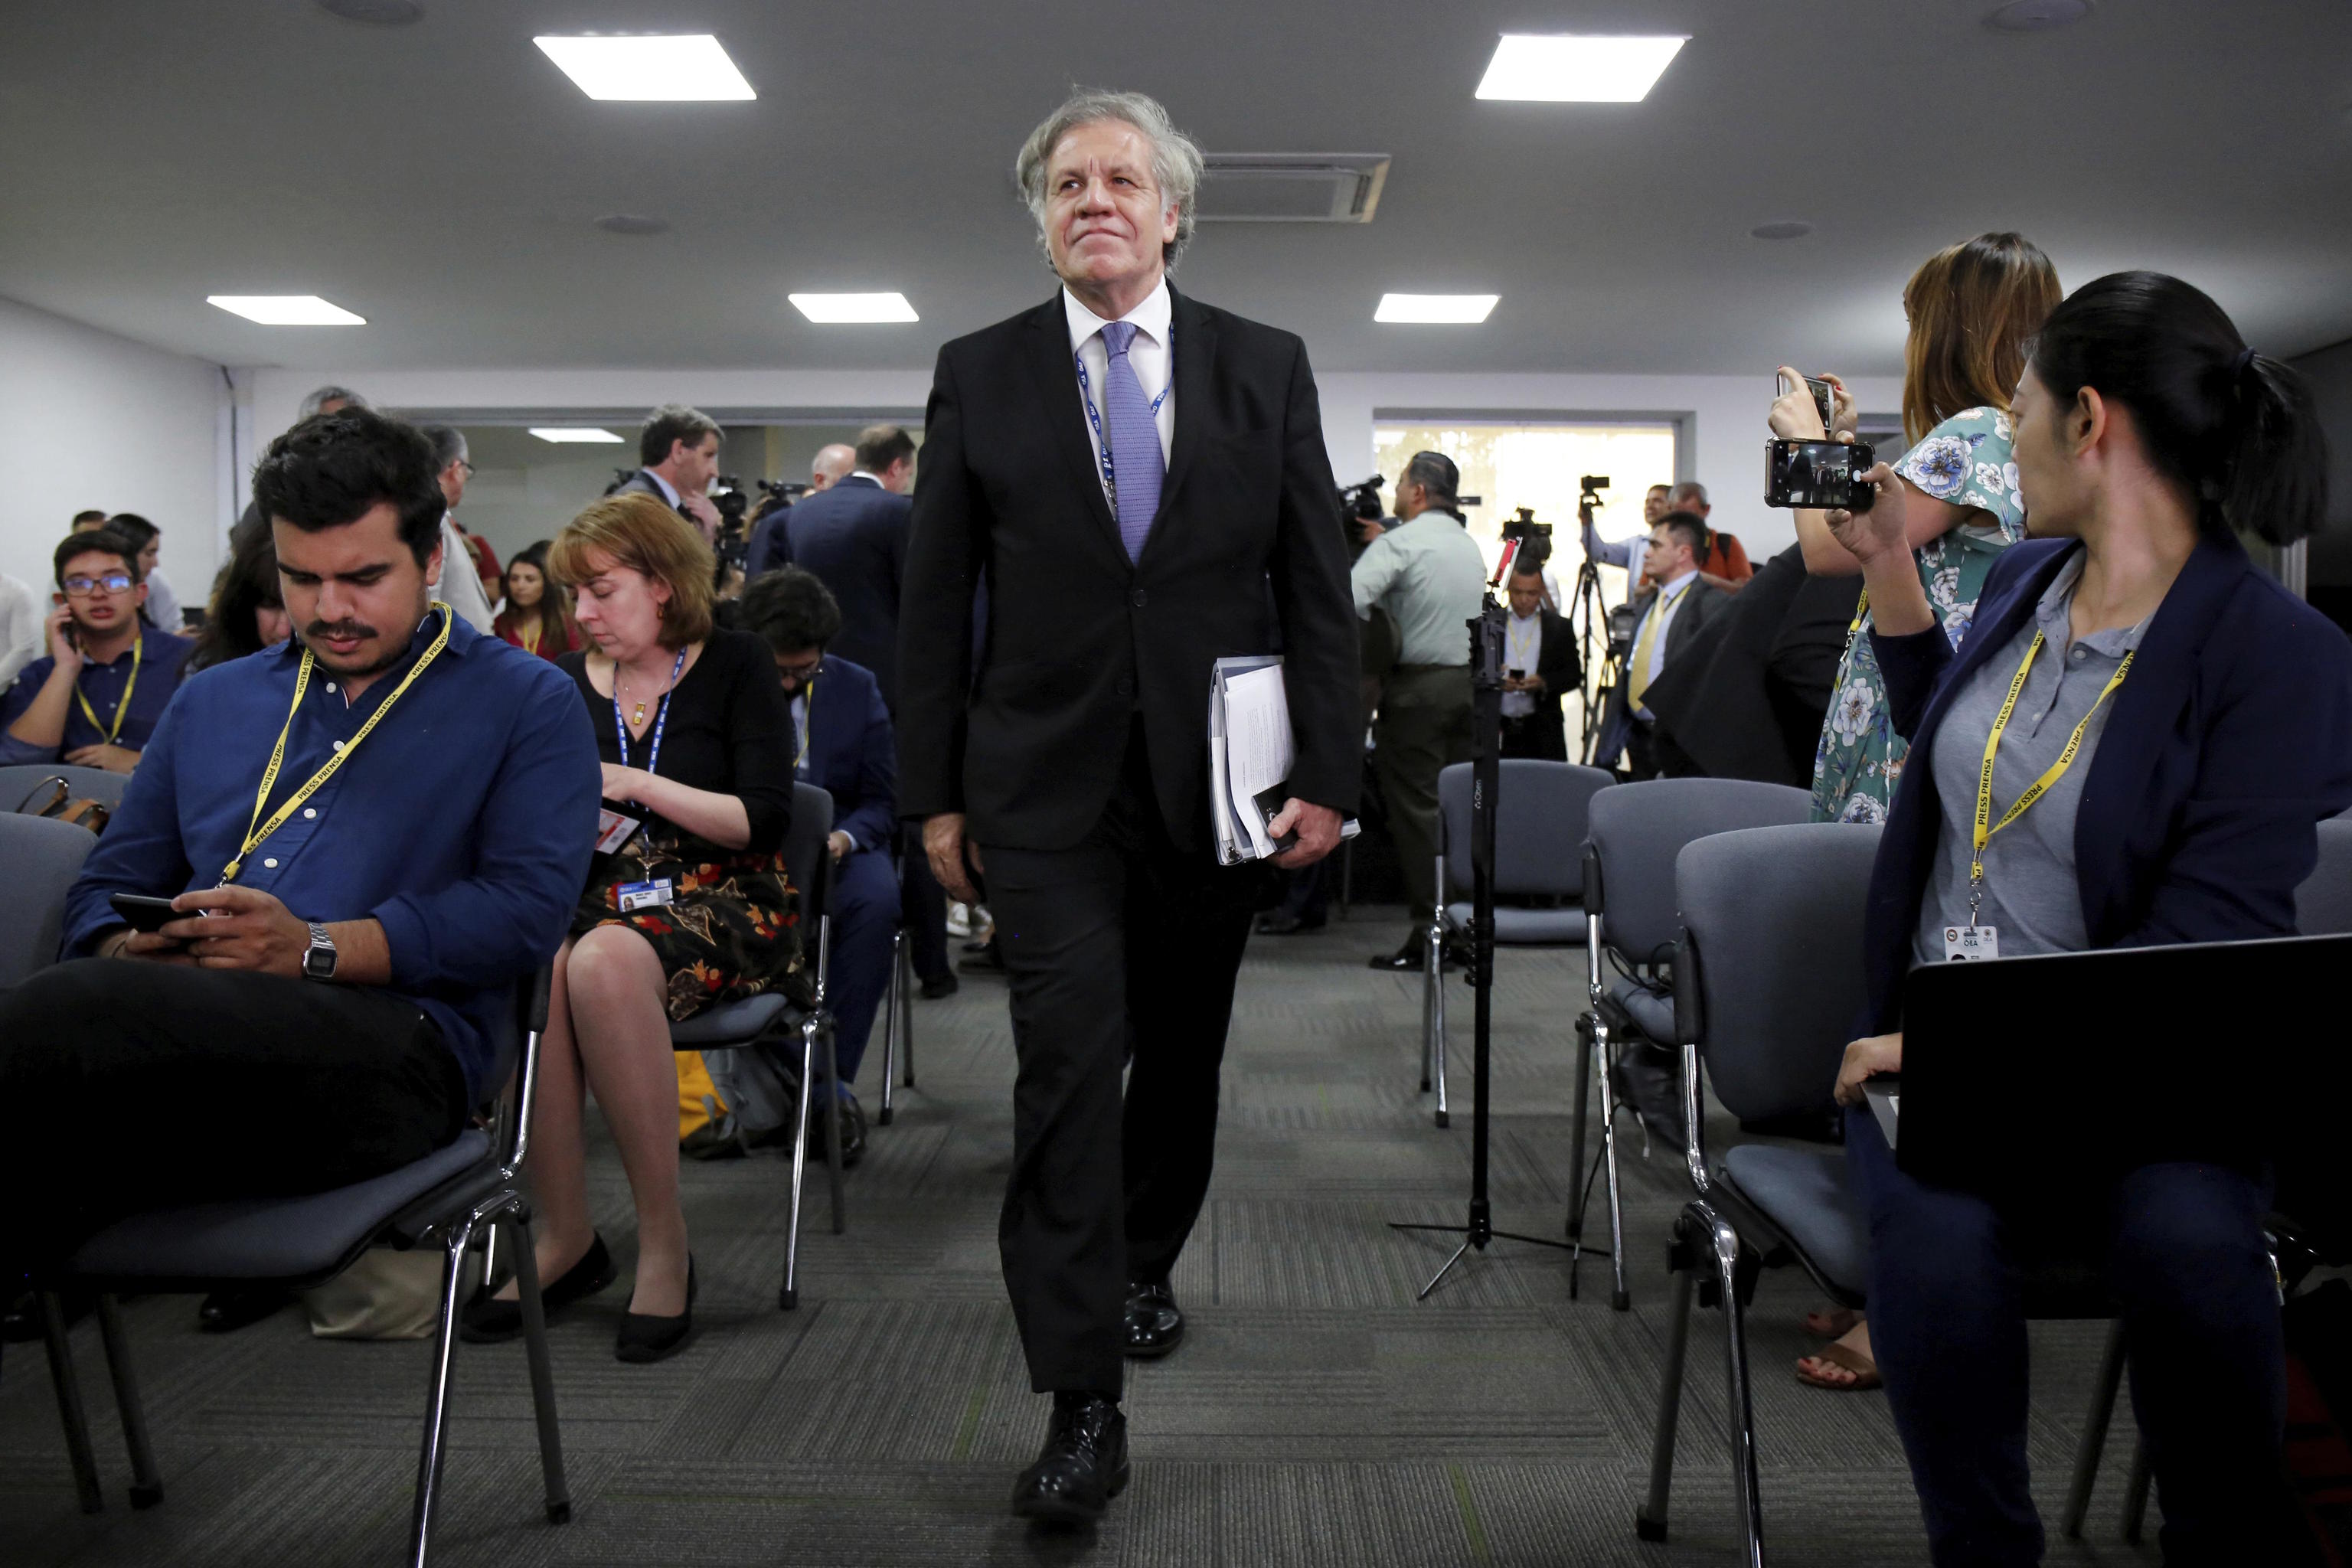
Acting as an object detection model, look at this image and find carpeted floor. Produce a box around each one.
[0,907,2160,1565]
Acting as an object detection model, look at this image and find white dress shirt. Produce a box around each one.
[643,467,681,507]
[0,571,42,689]
[1502,610,1543,718]
[432,514,497,633]
[1629,567,1700,719]
[1064,278,1175,492]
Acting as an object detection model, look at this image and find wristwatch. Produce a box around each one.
[302,921,338,982]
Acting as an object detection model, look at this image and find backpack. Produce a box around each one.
[688,1042,802,1159]
[13,775,109,835]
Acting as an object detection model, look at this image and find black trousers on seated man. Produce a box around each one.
[0,961,470,1274]
[982,722,1264,1396]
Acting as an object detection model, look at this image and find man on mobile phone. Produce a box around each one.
[0,529,194,773]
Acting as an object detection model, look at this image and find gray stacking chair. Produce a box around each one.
[1420,760,1613,1127]
[0,813,96,995]
[1635,822,1880,1557]
[36,967,569,1564]
[2,763,132,816]
[1572,779,1811,1309]
[665,781,842,1308]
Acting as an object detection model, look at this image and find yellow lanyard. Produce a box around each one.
[794,676,818,771]
[222,604,454,884]
[1968,629,2134,920]
[74,634,143,744]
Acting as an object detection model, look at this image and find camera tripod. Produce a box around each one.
[1389,570,1586,1299]
[1566,480,1623,766]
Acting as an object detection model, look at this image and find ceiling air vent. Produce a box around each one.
[1196,154,1390,224]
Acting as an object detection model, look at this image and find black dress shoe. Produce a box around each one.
[919,972,959,1000]
[1122,1280,1184,1358]
[1368,927,1430,970]
[3,1288,93,1344]
[1010,1394,1129,1524]
[814,1093,867,1168]
[1256,913,1326,936]
[460,1232,616,1344]
[614,1256,696,1364]
[199,1287,291,1334]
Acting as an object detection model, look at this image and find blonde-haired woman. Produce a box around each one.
[462,493,804,1362]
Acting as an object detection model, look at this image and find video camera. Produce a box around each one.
[1338,474,1384,524]
[757,478,810,505]
[1499,507,1553,572]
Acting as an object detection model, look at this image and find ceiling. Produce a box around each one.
[5,0,2350,377]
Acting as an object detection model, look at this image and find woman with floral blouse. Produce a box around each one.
[1772,231,2062,826]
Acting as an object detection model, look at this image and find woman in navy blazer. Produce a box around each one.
[1826,273,2352,1564]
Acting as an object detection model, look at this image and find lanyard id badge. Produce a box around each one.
[617,878,675,912]
[1942,923,2000,962]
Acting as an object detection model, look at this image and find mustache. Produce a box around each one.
[305,619,380,642]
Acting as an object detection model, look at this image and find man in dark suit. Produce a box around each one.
[897,89,1357,1524]
[744,443,855,580]
[1593,511,1732,778]
[614,403,724,539]
[1498,557,1582,760]
[736,567,898,1163]
[786,425,916,711]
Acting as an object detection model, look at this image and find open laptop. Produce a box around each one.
[1890,932,2352,1198]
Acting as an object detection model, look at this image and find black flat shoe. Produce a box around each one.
[1123,1280,1184,1358]
[1010,1394,1129,1524]
[614,1256,696,1364]
[1368,928,1429,970]
[918,972,959,1000]
[460,1232,616,1344]
[199,1286,291,1334]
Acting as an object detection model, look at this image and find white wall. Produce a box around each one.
[251,362,1904,564]
[0,296,226,606]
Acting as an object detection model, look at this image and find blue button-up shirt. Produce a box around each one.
[60,609,601,1100]
[0,622,194,764]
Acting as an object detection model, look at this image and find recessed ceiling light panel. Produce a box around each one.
[1749,220,1813,240]
[534,34,756,101]
[315,0,423,24]
[789,292,919,324]
[206,295,366,325]
[1375,293,1499,325]
[1475,34,1687,103]
[530,428,625,443]
[594,213,671,236]
[1983,0,2092,32]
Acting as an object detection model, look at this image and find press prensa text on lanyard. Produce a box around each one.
[222,603,455,884]
[1075,326,1171,511]
[614,646,689,776]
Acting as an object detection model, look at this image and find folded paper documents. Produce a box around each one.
[1207,656,1360,865]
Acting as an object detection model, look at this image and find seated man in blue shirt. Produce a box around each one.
[735,567,899,1165]
[0,408,599,1278]
[0,529,196,773]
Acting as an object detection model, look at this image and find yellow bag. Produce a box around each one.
[678,1050,725,1142]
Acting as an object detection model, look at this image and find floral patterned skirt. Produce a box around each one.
[574,825,811,1021]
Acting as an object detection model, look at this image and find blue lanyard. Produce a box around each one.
[613,647,688,776]
[1075,326,1172,505]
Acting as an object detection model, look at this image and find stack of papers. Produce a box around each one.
[1207,656,1361,865]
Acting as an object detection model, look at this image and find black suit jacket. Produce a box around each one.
[788,475,910,711]
[897,286,1359,853]
[1595,577,1731,766]
[612,470,679,511]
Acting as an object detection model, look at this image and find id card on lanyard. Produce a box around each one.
[610,648,688,910]
[1075,326,1171,511]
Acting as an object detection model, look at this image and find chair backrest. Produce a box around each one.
[1676,823,1882,1122]
[1439,759,1615,902]
[0,763,131,814]
[1584,778,1812,965]
[0,812,99,991]
[784,782,836,918]
[2295,818,2352,936]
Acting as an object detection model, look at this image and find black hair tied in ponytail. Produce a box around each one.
[2027,271,2330,546]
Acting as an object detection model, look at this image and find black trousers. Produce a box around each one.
[0,960,469,1276]
[898,823,952,984]
[981,724,1263,1394]
[1498,710,1568,761]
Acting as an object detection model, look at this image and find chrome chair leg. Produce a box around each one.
[1592,1021,1631,1310]
[2122,1437,2152,1544]
[1636,1261,1697,1541]
[1701,1204,1766,1566]
[820,1016,846,1236]
[898,930,916,1089]
[38,1290,103,1514]
[93,1294,162,1508]
[879,928,903,1125]
[1429,919,1450,1129]
[1566,1012,1594,1239]
[1419,926,1436,1094]
[408,1207,484,1567]
[780,1018,818,1310]
[505,1209,571,1526]
[2063,1318,2128,1539]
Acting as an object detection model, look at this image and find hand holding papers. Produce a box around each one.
[1207,656,1358,865]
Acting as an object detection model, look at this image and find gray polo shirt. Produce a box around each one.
[1912,552,2151,967]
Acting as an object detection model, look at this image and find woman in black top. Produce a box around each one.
[464,493,802,1364]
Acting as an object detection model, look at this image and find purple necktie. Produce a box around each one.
[1098,320,1164,561]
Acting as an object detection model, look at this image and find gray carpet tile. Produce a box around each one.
[0,906,2160,1566]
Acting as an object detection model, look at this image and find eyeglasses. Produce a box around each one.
[62,573,134,596]
[773,655,823,685]
[460,461,477,477]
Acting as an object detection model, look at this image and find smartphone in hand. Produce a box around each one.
[108,892,183,933]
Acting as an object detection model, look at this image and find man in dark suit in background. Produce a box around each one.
[897,89,1357,1524]
[1498,556,1581,760]
[785,425,916,711]
[615,403,724,540]
[744,442,856,580]
[1593,511,1732,778]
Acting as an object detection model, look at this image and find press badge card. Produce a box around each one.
[596,809,641,854]
[1943,924,2000,962]
[618,878,675,912]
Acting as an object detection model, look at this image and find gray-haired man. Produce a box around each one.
[616,403,724,539]
[897,89,1357,1522]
